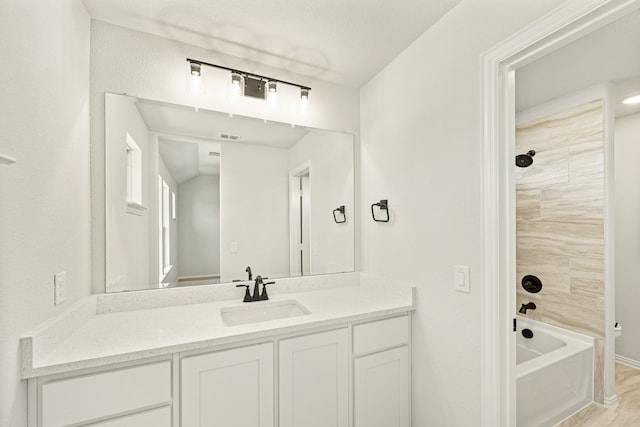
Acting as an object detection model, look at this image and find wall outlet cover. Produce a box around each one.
[54,271,66,305]
[453,265,470,294]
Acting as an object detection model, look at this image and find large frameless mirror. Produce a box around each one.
[105,93,354,292]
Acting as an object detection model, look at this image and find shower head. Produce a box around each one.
[515,150,536,168]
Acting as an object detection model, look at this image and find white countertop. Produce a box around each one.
[21,273,414,378]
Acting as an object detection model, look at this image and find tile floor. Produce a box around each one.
[557,363,640,426]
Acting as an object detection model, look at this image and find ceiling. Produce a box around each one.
[516,11,640,118]
[81,0,462,88]
[136,98,311,183]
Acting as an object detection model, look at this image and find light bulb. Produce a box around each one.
[190,62,201,77]
[231,73,243,97]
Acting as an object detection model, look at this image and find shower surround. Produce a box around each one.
[515,99,606,403]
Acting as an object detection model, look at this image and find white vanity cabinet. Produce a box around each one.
[28,314,411,427]
[34,360,172,427]
[181,342,274,427]
[279,328,349,427]
[352,316,410,427]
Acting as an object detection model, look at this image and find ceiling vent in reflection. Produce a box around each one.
[208,151,220,157]
[219,133,241,141]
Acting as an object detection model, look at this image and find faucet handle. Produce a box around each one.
[260,281,275,300]
[236,283,252,302]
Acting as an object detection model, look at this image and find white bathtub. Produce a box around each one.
[516,317,594,427]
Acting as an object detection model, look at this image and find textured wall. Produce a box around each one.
[0,1,91,425]
[614,111,640,365]
[516,99,606,403]
[178,174,221,278]
[359,0,568,424]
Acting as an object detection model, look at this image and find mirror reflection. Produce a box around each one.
[105,93,354,292]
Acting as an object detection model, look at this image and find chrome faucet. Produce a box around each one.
[236,275,275,302]
[519,302,536,314]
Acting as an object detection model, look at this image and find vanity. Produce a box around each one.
[20,91,412,426]
[21,273,414,427]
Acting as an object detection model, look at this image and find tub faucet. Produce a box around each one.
[519,302,536,314]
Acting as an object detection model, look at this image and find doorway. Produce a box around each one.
[479,1,640,425]
[289,163,312,276]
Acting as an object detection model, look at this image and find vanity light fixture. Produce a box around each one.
[187,58,311,103]
[190,62,201,77]
[622,94,640,105]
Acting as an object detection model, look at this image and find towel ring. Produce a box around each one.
[333,205,346,223]
[371,199,389,222]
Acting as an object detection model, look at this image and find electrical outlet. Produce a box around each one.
[54,272,66,305]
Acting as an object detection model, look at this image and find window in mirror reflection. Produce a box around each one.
[125,133,142,206]
[171,192,176,221]
[159,177,172,280]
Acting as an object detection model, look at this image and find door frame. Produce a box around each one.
[289,162,312,276]
[479,0,640,425]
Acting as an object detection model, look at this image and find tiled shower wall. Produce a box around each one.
[516,99,606,403]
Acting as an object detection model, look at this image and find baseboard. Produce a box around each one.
[603,394,618,408]
[615,354,640,370]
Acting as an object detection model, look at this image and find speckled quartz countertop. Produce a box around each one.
[21,272,414,378]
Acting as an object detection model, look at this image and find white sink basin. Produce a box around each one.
[220,299,311,327]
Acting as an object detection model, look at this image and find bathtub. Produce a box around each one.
[516,317,594,427]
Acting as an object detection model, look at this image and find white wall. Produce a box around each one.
[220,143,290,281]
[178,174,220,278]
[105,94,151,291]
[90,21,360,292]
[0,1,91,426]
[615,111,640,364]
[359,0,567,425]
[289,130,354,274]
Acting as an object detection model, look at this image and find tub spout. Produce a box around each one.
[519,302,536,314]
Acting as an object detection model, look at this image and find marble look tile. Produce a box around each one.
[570,140,605,183]
[540,289,605,338]
[570,258,605,300]
[515,147,569,189]
[516,189,541,220]
[558,364,640,427]
[593,338,605,404]
[540,180,604,221]
[516,100,603,154]
[570,257,605,280]
[517,220,604,259]
[516,251,570,294]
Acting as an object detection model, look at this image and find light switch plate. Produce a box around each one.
[453,265,470,293]
[54,271,66,305]
[230,242,238,253]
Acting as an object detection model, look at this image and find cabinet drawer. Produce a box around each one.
[85,406,171,427]
[42,361,171,427]
[353,315,408,356]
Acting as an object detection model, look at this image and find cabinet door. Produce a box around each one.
[181,343,274,427]
[279,328,349,427]
[354,346,409,427]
